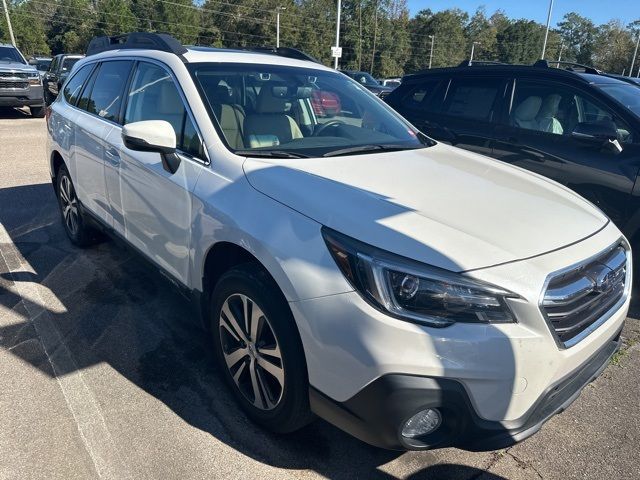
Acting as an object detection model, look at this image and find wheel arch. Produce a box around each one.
[50,150,66,190]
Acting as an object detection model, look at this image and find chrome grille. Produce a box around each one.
[541,243,629,347]
[0,72,28,79]
[0,80,28,89]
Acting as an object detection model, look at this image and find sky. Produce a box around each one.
[406,0,639,26]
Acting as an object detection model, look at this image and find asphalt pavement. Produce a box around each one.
[1,107,639,480]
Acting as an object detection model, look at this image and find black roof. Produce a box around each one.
[404,59,628,86]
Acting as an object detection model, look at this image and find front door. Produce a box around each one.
[118,61,206,286]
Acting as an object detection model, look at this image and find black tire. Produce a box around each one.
[210,262,313,433]
[30,105,46,118]
[56,165,98,247]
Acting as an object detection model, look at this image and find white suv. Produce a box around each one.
[47,33,631,451]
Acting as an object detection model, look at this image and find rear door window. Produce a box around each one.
[86,60,133,124]
[63,64,93,105]
[442,77,503,121]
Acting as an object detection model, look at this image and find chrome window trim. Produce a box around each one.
[537,238,632,349]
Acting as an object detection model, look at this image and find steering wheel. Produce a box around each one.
[313,119,345,137]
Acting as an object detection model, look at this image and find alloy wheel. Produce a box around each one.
[218,294,285,410]
[59,174,79,236]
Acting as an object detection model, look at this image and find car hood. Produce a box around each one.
[0,61,36,73]
[243,143,609,272]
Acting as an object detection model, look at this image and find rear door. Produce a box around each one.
[72,60,133,227]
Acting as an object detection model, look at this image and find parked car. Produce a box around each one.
[340,70,393,97]
[0,43,46,117]
[29,56,53,78]
[385,60,640,250]
[48,33,631,452]
[380,77,402,89]
[43,53,84,104]
[603,73,640,87]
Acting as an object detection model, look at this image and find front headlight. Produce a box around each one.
[27,72,41,86]
[322,227,518,327]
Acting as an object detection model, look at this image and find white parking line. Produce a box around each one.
[0,222,131,480]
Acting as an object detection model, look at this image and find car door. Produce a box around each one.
[44,55,59,97]
[72,60,133,227]
[117,60,206,286]
[386,76,446,135]
[492,77,640,227]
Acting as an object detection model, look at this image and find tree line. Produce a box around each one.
[1,0,639,77]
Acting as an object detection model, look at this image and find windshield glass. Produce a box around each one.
[0,46,25,64]
[190,63,430,157]
[36,59,51,71]
[62,57,81,72]
[351,72,379,86]
[599,83,640,116]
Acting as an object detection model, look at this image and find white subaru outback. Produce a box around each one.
[46,33,631,451]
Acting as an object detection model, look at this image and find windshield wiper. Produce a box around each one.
[234,150,310,159]
[322,144,422,157]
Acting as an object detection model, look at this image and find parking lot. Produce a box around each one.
[1,108,639,480]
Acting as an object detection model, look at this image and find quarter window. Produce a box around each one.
[400,80,441,110]
[442,77,502,121]
[63,64,93,105]
[86,61,133,123]
[125,62,204,158]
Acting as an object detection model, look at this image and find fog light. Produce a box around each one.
[401,409,442,438]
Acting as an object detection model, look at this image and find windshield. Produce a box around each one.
[599,83,640,116]
[0,46,25,64]
[190,63,430,157]
[36,59,51,71]
[352,72,379,86]
[62,57,81,72]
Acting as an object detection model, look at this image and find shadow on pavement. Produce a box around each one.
[0,107,36,119]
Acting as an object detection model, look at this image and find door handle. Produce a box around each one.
[105,147,120,165]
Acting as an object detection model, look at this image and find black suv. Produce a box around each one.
[386,61,640,245]
[340,70,393,97]
[43,53,84,104]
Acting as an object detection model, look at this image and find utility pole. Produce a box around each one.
[470,42,480,63]
[1,0,16,47]
[428,35,434,69]
[370,1,379,74]
[541,0,554,59]
[630,33,640,78]
[275,6,286,48]
[334,0,341,69]
[557,43,565,63]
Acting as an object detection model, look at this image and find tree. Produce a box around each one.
[0,1,50,55]
[593,20,635,73]
[95,0,137,37]
[496,19,545,64]
[465,7,497,61]
[557,13,597,65]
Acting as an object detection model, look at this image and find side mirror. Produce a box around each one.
[122,120,181,173]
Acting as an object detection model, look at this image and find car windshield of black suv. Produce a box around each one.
[599,83,640,117]
[189,63,430,158]
[0,46,25,64]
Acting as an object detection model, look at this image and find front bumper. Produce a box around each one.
[0,85,44,107]
[310,328,621,450]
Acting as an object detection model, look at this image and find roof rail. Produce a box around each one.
[244,46,320,64]
[457,59,507,67]
[86,32,188,58]
[534,59,601,74]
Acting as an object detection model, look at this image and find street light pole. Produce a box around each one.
[1,0,16,47]
[630,33,640,78]
[541,0,554,59]
[334,0,341,69]
[470,41,480,63]
[276,6,286,49]
[428,35,434,69]
[557,43,565,63]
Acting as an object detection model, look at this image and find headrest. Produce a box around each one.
[211,85,233,103]
[157,80,184,115]
[514,96,542,121]
[256,83,288,114]
[537,94,562,118]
